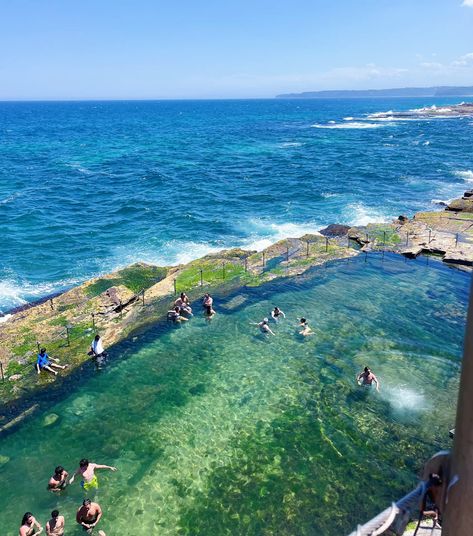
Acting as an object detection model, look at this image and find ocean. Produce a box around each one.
[1,97,472,312]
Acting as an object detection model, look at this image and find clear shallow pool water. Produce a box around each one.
[0,254,469,535]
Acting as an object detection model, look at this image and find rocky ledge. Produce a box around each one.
[1,191,472,429]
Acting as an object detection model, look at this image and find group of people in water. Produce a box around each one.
[19,459,116,535]
[167,292,216,322]
[251,307,381,391]
[25,291,381,533]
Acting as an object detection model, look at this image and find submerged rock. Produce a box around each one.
[0,454,10,466]
[43,413,59,426]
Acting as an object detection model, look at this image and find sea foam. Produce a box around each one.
[311,121,392,129]
[453,170,473,182]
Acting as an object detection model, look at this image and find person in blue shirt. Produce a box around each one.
[36,348,68,376]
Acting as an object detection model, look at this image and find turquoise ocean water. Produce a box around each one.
[0,254,469,534]
[1,97,473,311]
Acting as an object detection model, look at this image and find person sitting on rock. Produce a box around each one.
[36,348,68,376]
[48,465,69,492]
[356,366,380,392]
[167,306,188,323]
[298,318,313,337]
[174,293,192,315]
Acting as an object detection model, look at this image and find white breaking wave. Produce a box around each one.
[0,277,83,313]
[241,219,322,251]
[0,314,12,323]
[278,142,303,148]
[311,121,394,129]
[453,170,473,182]
[344,203,390,226]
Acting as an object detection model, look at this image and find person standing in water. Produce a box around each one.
[69,459,117,491]
[48,466,69,492]
[19,512,42,536]
[76,499,105,534]
[356,367,380,392]
[46,510,64,536]
[271,307,285,321]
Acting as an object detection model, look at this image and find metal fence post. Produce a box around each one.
[286,245,289,262]
[142,289,145,306]
[173,279,177,295]
[119,300,123,320]
[37,341,41,353]
[456,233,459,248]
[383,230,386,247]
[66,324,72,346]
[325,237,329,252]
[222,262,226,280]
[200,269,203,287]
[262,252,265,268]
[91,313,96,331]
[428,229,432,244]
[0,362,4,382]
[49,298,54,310]
[244,257,248,272]
[406,232,409,246]
[306,241,309,257]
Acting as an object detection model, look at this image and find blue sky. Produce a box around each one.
[1,0,473,99]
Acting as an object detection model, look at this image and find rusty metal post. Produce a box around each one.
[286,245,289,262]
[49,298,54,310]
[173,279,177,295]
[0,362,4,382]
[119,301,123,320]
[306,241,309,257]
[142,289,145,306]
[383,231,386,248]
[200,269,203,287]
[222,262,226,280]
[91,313,96,331]
[443,277,473,535]
[325,237,329,252]
[262,252,265,268]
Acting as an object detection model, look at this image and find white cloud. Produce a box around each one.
[452,52,473,66]
[462,0,473,7]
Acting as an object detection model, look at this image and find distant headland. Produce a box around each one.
[276,85,473,99]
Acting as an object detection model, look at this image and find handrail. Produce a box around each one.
[347,480,431,536]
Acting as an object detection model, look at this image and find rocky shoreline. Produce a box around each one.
[1,191,472,431]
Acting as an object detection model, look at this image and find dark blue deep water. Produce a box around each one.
[1,98,472,310]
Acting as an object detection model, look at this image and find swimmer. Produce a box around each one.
[298,318,313,336]
[167,306,189,323]
[356,367,380,392]
[69,459,117,491]
[36,348,68,376]
[175,293,192,315]
[19,512,42,536]
[251,318,275,336]
[76,499,103,534]
[271,307,285,321]
[46,510,64,536]
[48,465,69,492]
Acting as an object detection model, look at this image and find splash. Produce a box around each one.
[453,170,473,182]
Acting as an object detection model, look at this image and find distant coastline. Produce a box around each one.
[276,85,473,99]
